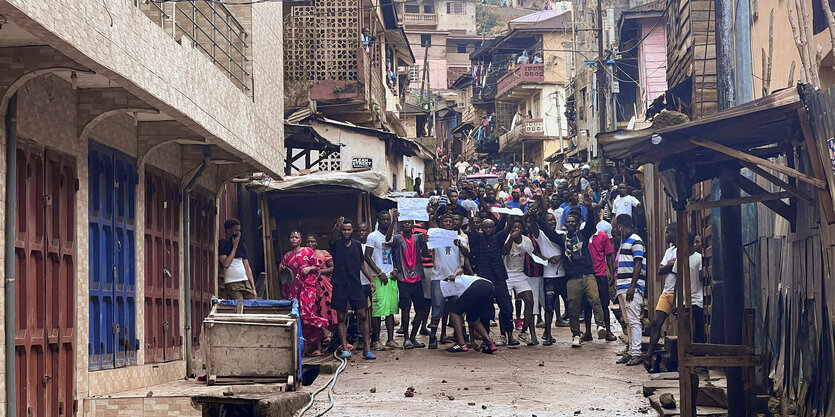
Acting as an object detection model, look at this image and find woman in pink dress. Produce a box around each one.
[279,230,329,356]
[304,234,339,329]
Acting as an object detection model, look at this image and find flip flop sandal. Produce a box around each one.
[527,340,539,346]
[446,344,469,353]
[542,339,554,346]
[412,341,426,348]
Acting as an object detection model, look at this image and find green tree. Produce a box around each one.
[476,4,501,35]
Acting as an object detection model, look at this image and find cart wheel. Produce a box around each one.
[208,375,217,386]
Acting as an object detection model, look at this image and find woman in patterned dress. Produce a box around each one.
[279,230,329,356]
[304,234,339,330]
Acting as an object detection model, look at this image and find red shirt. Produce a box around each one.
[589,231,615,277]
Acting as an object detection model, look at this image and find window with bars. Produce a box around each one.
[409,66,421,81]
[423,4,435,13]
[404,4,420,12]
[447,2,465,14]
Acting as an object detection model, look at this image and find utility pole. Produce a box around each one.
[714,0,745,415]
[596,0,607,138]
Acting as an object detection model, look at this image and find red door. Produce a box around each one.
[189,190,215,348]
[16,144,76,417]
[144,168,181,363]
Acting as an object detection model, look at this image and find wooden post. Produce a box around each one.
[260,194,280,299]
[676,210,698,417]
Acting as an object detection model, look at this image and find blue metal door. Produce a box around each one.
[88,142,137,370]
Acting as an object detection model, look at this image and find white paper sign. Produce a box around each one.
[529,253,550,266]
[440,275,485,298]
[398,198,430,221]
[427,228,459,249]
[491,206,524,216]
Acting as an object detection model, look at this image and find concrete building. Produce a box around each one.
[281,0,433,191]
[468,10,573,166]
[0,0,284,414]
[395,0,482,91]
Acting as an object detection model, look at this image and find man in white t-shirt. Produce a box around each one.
[502,218,539,346]
[455,159,469,181]
[642,222,677,371]
[612,183,641,222]
[364,211,401,350]
[505,170,518,186]
[427,213,466,349]
[526,211,566,346]
[679,234,705,343]
[219,218,257,299]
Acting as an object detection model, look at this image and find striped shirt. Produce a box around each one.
[616,233,646,295]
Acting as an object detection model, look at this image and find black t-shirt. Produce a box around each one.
[330,238,364,288]
[218,239,247,259]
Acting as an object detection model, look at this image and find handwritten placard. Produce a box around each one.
[426,228,459,249]
[398,198,430,221]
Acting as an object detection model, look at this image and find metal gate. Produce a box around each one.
[16,144,77,416]
[144,168,182,363]
[88,143,137,371]
[189,190,215,348]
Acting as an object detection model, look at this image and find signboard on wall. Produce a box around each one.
[352,157,373,169]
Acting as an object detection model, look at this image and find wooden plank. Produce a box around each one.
[725,172,795,223]
[741,162,814,204]
[685,343,755,356]
[796,106,835,223]
[680,355,761,367]
[691,139,827,189]
[686,192,791,211]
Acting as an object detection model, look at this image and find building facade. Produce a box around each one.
[468,10,573,166]
[0,0,284,414]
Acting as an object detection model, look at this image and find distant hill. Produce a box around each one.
[480,3,543,36]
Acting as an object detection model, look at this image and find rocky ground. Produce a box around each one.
[302,322,657,416]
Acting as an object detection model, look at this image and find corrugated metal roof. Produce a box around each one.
[623,0,665,14]
[510,9,569,23]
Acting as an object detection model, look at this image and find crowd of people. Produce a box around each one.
[221,159,706,372]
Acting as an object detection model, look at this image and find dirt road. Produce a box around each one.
[302,323,656,417]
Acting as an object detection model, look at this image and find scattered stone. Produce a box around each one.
[470,370,475,372]
[660,393,676,409]
[363,372,368,375]
[395,357,399,360]
[638,406,649,413]
[468,402,476,406]
[370,387,376,393]
[574,410,581,415]
[447,395,455,401]
[222,390,234,397]
[538,361,545,367]
[146,391,153,398]
[441,380,447,383]
[482,405,488,410]
[405,386,416,397]
[485,387,492,390]
[463,387,469,391]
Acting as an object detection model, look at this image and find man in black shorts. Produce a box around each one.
[330,217,376,360]
[443,275,498,353]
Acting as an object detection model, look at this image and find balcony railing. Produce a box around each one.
[496,63,545,98]
[499,118,546,151]
[133,0,250,94]
[403,13,438,25]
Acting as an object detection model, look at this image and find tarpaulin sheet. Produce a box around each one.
[252,170,390,199]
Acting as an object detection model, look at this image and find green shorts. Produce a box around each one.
[372,275,399,318]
